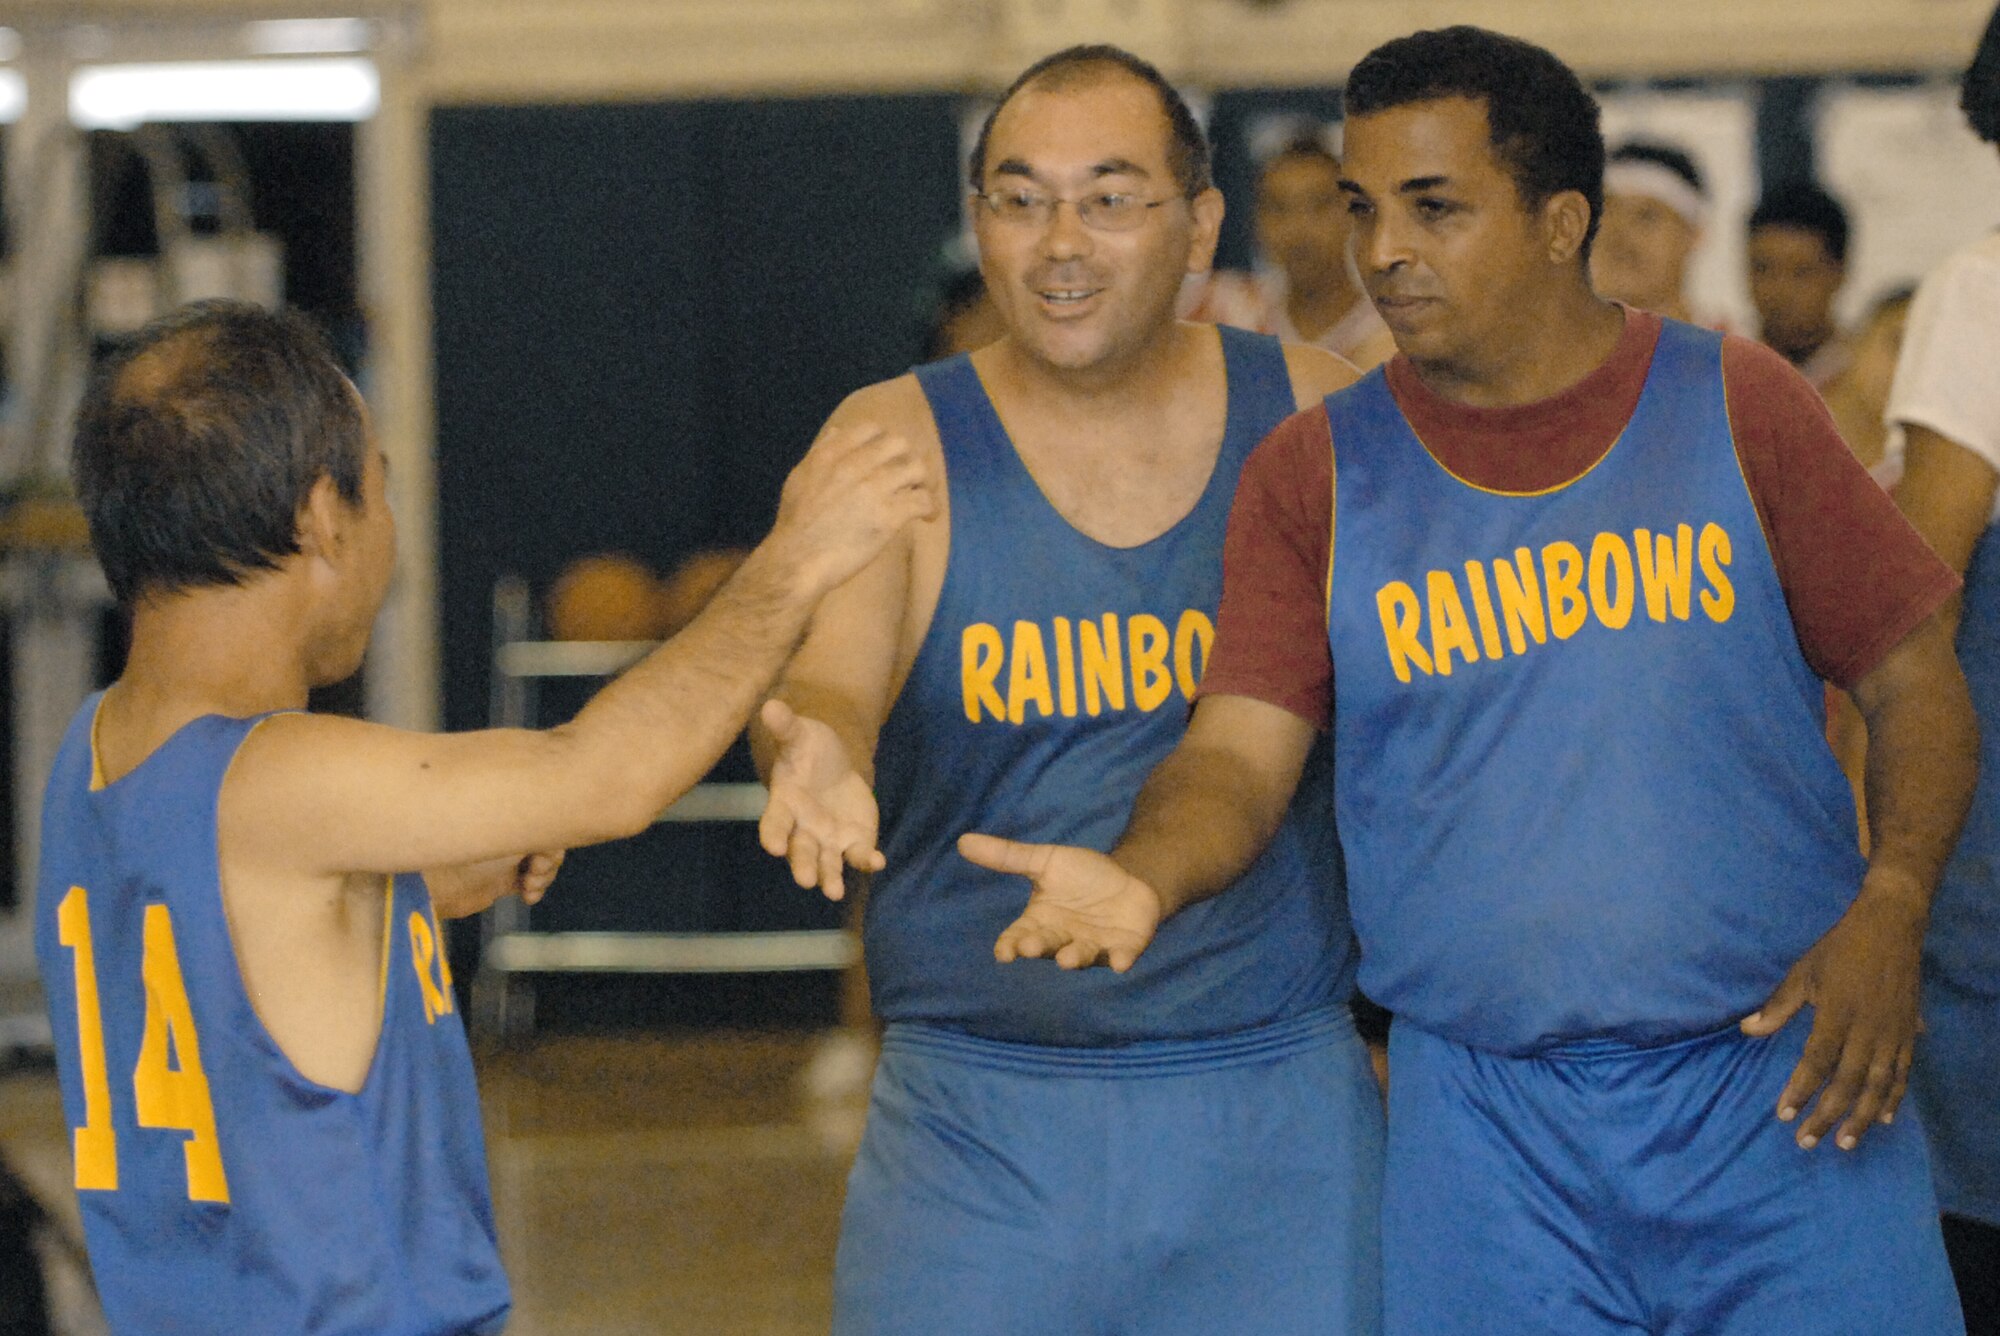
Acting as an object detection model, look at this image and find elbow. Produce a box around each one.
[549,726,668,845]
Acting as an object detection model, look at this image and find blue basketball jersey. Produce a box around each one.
[34,696,508,1335]
[1328,320,1867,1055]
[869,327,1356,1045]
[1931,517,2000,990]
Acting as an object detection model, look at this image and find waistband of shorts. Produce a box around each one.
[1407,1017,1763,1064]
[880,1008,1357,1077]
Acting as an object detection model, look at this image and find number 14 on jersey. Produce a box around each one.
[55,887,230,1204]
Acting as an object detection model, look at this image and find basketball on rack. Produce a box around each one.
[658,548,750,637]
[545,553,668,642]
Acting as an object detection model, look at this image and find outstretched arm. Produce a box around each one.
[959,694,1316,970]
[750,382,932,901]
[223,422,940,880]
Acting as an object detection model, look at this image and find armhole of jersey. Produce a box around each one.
[1325,408,1339,623]
[87,694,109,792]
[215,711,388,1100]
[1717,340,1783,563]
[377,875,394,1015]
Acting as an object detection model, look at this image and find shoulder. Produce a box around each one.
[1279,341,1361,407]
[1719,332,1825,418]
[1905,234,2000,335]
[824,372,943,461]
[1243,402,1336,494]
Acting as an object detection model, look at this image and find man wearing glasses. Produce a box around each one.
[751,44,1379,1336]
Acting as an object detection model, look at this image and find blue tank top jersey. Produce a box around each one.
[1933,516,2000,990]
[34,696,508,1336]
[1327,320,1868,1055]
[867,327,1355,1046]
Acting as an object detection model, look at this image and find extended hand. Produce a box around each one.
[1741,883,1927,1150]
[956,833,1162,972]
[758,699,883,901]
[424,850,565,920]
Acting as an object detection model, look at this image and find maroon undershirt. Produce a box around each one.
[1201,308,1961,727]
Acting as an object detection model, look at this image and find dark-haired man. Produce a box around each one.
[1749,179,1853,385]
[1186,133,1397,368]
[960,25,1972,1335]
[1591,139,1717,327]
[1885,5,2000,1325]
[35,301,935,1333]
[753,44,1379,1336]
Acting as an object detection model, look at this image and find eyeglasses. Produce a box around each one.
[971,187,1177,233]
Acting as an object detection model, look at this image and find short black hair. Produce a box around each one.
[1964,2,2000,144]
[73,300,366,605]
[1262,133,1342,180]
[968,45,1212,197]
[1748,181,1850,265]
[1344,26,1605,257]
[1609,140,1706,196]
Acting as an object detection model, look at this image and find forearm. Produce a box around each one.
[561,542,821,825]
[1112,741,1293,918]
[1856,651,1977,908]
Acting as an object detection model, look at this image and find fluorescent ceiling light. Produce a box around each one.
[0,70,23,124]
[243,18,375,56]
[70,58,378,129]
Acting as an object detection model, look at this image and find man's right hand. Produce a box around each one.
[758,699,882,901]
[956,833,1163,972]
[766,424,939,600]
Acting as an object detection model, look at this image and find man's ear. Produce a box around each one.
[1543,189,1593,267]
[1187,186,1226,276]
[296,475,344,562]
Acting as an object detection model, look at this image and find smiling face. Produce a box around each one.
[973,70,1221,377]
[1339,95,1585,371]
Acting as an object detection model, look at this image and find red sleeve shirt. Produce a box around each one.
[1200,309,1960,727]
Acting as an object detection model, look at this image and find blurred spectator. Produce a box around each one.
[1592,140,1721,327]
[1747,180,1851,386]
[1184,133,1395,370]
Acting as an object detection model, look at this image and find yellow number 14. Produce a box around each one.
[56,888,231,1204]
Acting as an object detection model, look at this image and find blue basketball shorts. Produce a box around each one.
[833,1008,1384,1336]
[1915,970,2000,1228]
[1383,1017,1963,1335]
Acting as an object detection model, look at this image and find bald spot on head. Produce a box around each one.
[107,327,224,434]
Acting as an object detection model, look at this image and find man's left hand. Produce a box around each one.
[425,851,565,920]
[1741,878,1927,1150]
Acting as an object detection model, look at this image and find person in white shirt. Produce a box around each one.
[1882,6,2000,1324]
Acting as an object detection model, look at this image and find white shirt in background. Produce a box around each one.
[1885,230,2000,522]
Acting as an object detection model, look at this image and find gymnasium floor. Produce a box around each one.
[0,1030,869,1335]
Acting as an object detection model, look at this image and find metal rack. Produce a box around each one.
[469,575,858,1039]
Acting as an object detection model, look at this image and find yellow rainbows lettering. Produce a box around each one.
[1371,520,1741,688]
[960,609,1217,724]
